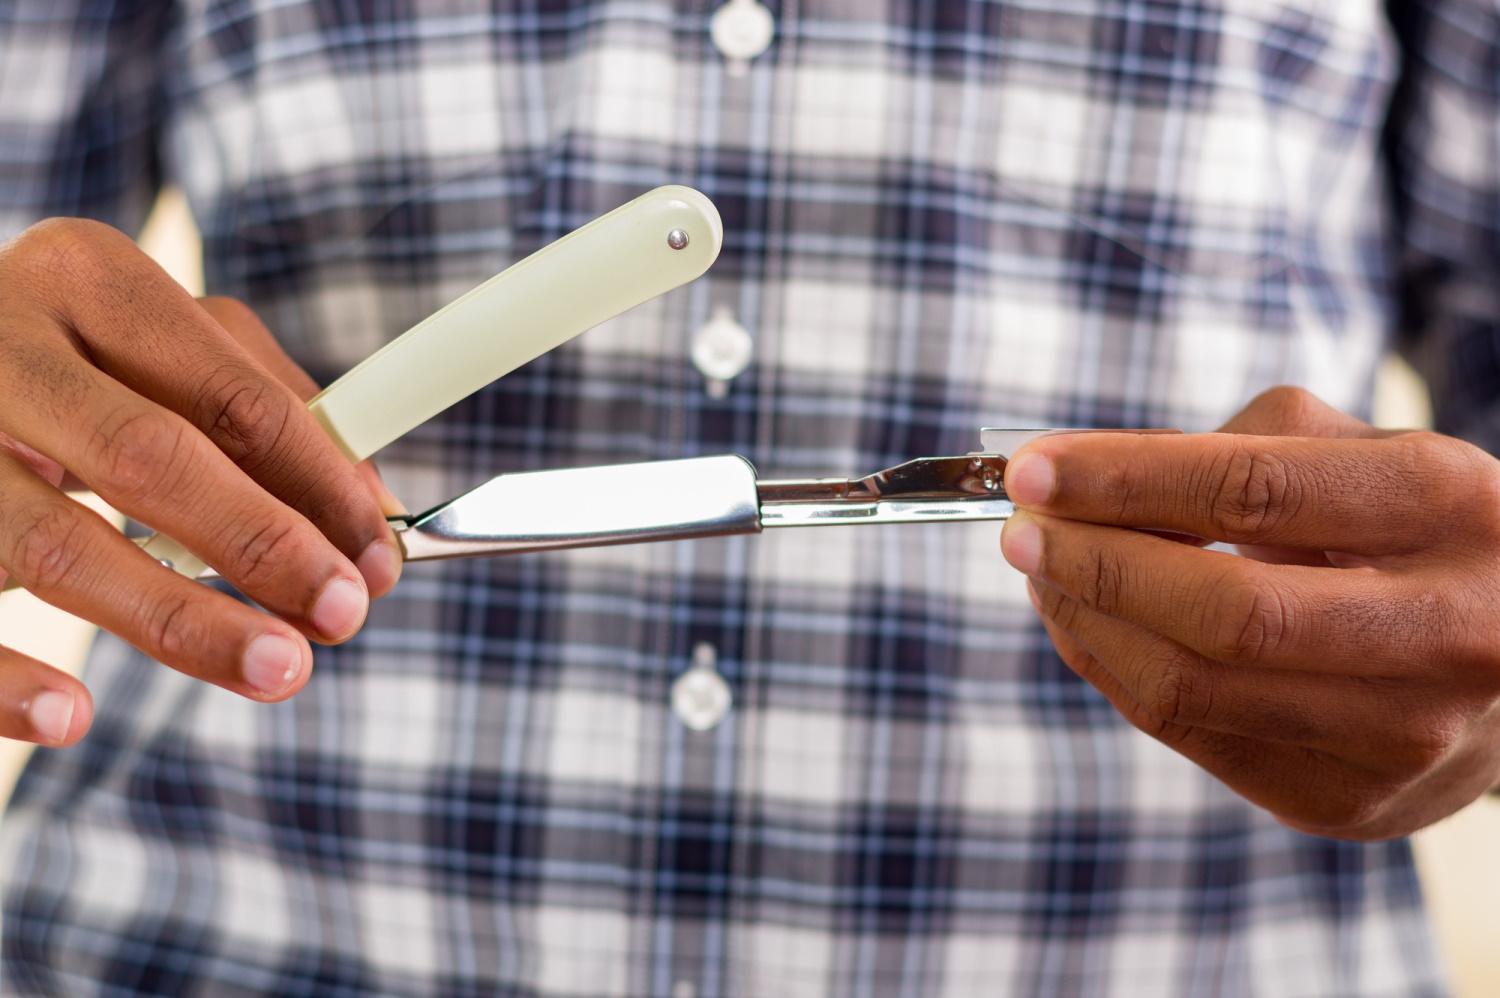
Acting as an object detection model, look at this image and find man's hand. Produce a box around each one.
[1000,386,1500,840]
[0,218,404,747]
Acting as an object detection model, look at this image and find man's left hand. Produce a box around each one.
[1000,386,1500,840]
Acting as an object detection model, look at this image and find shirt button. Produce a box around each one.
[671,642,733,731]
[691,305,753,397]
[710,0,775,76]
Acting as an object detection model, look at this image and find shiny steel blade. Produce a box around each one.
[395,455,762,561]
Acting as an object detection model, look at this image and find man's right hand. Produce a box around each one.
[0,218,405,746]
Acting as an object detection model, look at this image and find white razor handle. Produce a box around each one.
[140,185,723,579]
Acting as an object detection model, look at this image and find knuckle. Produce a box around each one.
[1401,430,1470,480]
[1390,726,1460,778]
[1204,575,1288,663]
[195,376,293,470]
[1124,699,1191,747]
[1255,385,1319,424]
[1219,386,1322,436]
[142,592,202,664]
[85,408,188,504]
[226,518,304,590]
[6,217,118,289]
[1143,655,1212,727]
[1097,464,1141,522]
[1299,778,1391,834]
[1374,691,1464,776]
[1076,545,1129,616]
[13,216,106,255]
[1207,445,1302,540]
[4,497,87,590]
[1422,434,1500,537]
[1261,753,1390,835]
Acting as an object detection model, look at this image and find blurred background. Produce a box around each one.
[0,190,1494,995]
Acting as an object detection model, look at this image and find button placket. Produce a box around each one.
[671,642,733,731]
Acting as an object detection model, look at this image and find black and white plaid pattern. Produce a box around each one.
[2,0,1492,993]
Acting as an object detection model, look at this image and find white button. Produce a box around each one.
[691,305,753,395]
[710,0,774,76]
[671,642,733,731]
[672,982,696,998]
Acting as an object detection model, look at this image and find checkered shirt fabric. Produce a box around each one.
[1,0,1494,994]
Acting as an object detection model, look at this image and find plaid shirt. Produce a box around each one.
[0,0,1493,994]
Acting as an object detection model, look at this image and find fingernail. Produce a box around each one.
[310,577,367,641]
[1001,513,1042,575]
[243,633,303,695]
[356,537,402,596]
[28,690,73,744]
[1006,451,1055,506]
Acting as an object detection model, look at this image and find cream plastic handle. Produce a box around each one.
[309,185,722,460]
[139,186,723,579]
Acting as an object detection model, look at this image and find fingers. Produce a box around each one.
[1025,585,1335,806]
[1030,578,1499,838]
[0,356,369,642]
[0,222,398,605]
[1001,511,1440,674]
[1027,578,1448,763]
[1002,426,1482,555]
[1029,581,1300,752]
[0,454,314,700]
[0,651,94,746]
[121,293,400,597]
[202,297,410,553]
